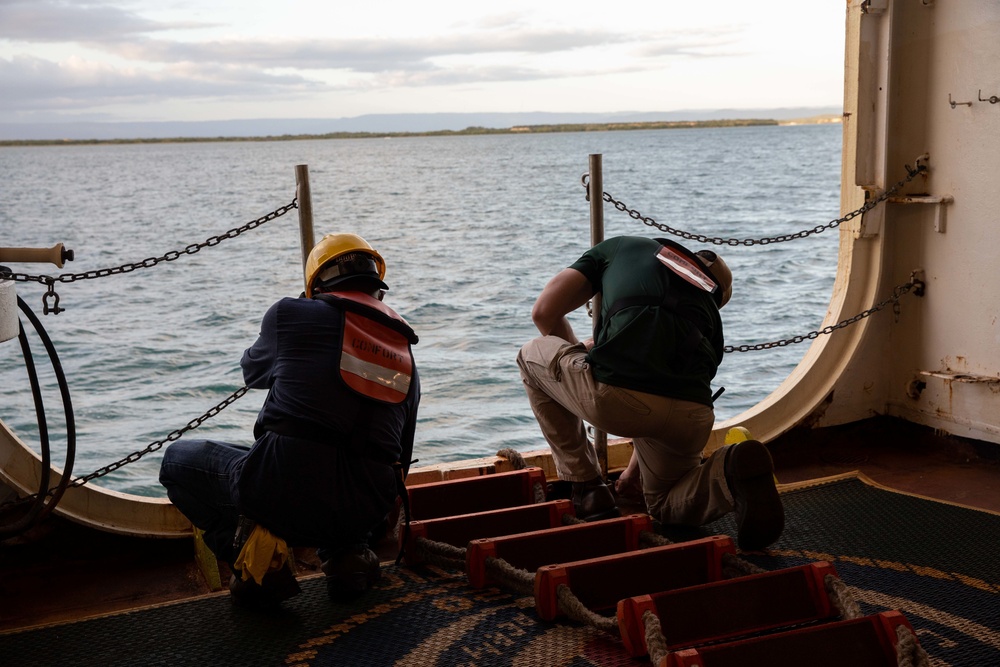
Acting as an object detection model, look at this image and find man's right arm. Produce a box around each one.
[530,268,594,344]
[241,300,281,389]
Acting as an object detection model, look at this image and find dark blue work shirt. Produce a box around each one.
[234,295,420,548]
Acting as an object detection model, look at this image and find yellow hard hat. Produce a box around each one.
[695,250,733,308]
[305,233,387,298]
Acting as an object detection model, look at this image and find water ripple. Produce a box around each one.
[1,125,842,495]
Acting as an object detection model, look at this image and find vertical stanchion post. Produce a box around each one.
[588,154,608,481]
[295,164,315,291]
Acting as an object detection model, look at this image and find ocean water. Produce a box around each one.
[0,124,842,496]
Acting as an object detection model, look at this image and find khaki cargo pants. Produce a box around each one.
[516,335,735,526]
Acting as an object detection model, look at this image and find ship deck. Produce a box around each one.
[1,416,998,664]
[767,416,1000,514]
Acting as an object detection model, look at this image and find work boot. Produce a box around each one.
[228,516,301,608]
[228,560,301,609]
[724,440,784,551]
[571,477,621,522]
[321,545,381,602]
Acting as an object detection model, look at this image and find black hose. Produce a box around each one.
[0,295,77,538]
[17,295,76,522]
[0,315,51,536]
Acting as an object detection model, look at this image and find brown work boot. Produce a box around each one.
[321,545,381,602]
[724,440,784,551]
[571,477,621,522]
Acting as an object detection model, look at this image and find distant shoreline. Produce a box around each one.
[0,115,842,147]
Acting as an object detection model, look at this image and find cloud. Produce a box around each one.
[0,0,205,42]
[638,28,746,58]
[2,1,732,73]
[0,1,760,118]
[0,54,323,111]
[111,32,592,71]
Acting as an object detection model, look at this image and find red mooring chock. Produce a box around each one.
[405,467,547,521]
[661,610,920,667]
[466,514,653,588]
[534,535,736,622]
[401,499,575,566]
[617,561,840,657]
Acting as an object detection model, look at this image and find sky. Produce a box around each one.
[0,0,847,124]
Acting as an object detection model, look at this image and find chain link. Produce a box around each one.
[0,171,927,502]
[724,280,922,352]
[1,387,249,511]
[579,163,928,350]
[1,199,298,313]
[1,200,293,509]
[586,165,927,247]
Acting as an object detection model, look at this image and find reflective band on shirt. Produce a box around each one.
[341,351,412,396]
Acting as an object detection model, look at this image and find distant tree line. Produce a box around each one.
[0,118,787,147]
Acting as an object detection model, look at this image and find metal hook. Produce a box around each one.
[904,155,930,178]
[948,93,972,109]
[910,270,926,297]
[42,282,64,315]
[978,90,999,104]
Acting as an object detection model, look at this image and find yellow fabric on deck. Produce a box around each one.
[233,524,291,585]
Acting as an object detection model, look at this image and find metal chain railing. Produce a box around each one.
[585,163,927,247]
[1,171,929,502]
[1,198,298,314]
[2,386,248,510]
[725,278,924,353]
[581,162,929,352]
[1,198,296,506]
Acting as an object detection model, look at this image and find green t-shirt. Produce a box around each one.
[569,236,724,405]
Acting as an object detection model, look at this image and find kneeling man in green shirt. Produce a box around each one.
[517,235,783,550]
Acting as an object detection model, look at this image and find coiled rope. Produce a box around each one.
[496,448,547,503]
[496,448,527,469]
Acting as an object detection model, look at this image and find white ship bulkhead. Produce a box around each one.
[714,0,1000,449]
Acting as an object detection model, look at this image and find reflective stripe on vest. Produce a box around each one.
[341,309,413,403]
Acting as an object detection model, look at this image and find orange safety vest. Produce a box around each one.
[315,291,418,404]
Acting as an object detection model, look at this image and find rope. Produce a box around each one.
[406,516,928,667]
[416,534,617,637]
[413,537,467,570]
[824,574,862,620]
[391,470,921,664]
[397,499,926,667]
[483,556,535,596]
[496,448,527,470]
[392,511,402,541]
[639,530,673,548]
[555,584,619,634]
[721,552,768,578]
[532,482,546,504]
[895,624,931,667]
[643,609,671,665]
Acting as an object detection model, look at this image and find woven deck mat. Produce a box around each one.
[2,473,997,666]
